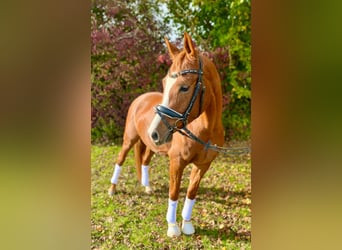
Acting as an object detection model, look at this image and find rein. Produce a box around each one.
[155,58,250,155]
[177,126,251,155]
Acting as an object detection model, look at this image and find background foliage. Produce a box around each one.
[91,0,251,144]
[91,0,168,144]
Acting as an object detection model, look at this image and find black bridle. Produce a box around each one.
[153,57,251,154]
[155,58,205,137]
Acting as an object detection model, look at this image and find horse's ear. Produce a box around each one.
[183,32,197,59]
[164,36,179,60]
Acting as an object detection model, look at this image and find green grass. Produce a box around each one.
[91,142,251,249]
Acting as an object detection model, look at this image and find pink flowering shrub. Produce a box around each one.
[91,1,248,143]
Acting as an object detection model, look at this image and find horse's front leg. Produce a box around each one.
[180,163,210,235]
[166,158,186,237]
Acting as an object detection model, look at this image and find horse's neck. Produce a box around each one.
[190,90,221,135]
[202,58,223,126]
[189,57,223,137]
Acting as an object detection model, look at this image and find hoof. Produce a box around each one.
[167,223,181,237]
[145,186,153,194]
[108,184,116,196]
[182,220,195,235]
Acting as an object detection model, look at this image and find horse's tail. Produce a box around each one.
[134,139,145,182]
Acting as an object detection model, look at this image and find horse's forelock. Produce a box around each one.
[172,50,199,72]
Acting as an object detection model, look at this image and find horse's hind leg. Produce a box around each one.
[142,145,154,194]
[134,140,154,194]
[108,128,139,196]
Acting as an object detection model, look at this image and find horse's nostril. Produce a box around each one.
[151,131,159,141]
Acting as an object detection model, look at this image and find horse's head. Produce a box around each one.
[148,32,205,146]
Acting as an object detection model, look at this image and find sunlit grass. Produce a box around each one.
[91,142,251,249]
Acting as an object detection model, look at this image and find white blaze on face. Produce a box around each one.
[147,76,177,137]
[161,76,177,106]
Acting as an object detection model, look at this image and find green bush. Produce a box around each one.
[161,0,251,140]
[91,0,251,143]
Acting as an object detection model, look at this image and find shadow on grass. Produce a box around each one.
[195,226,251,242]
[110,180,251,239]
[115,183,250,208]
[198,186,251,205]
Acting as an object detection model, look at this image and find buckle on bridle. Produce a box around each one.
[174,119,185,129]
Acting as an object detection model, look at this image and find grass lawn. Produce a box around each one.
[91,142,251,249]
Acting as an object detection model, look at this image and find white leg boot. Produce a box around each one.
[108,164,121,196]
[141,165,153,194]
[181,197,196,235]
[166,199,181,237]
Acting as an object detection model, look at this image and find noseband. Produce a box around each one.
[155,58,205,136]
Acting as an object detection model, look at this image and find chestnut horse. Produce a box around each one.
[108,32,224,237]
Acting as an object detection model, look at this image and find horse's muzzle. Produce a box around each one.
[151,131,159,142]
[150,128,173,146]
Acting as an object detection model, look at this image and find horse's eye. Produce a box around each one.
[180,86,190,92]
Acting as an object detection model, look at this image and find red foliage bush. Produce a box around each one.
[91,2,170,143]
[91,1,247,144]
